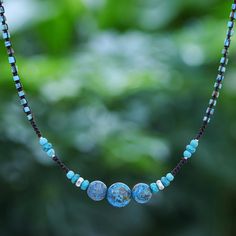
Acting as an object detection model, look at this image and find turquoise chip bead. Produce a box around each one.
[43,143,53,152]
[66,170,75,179]
[39,137,48,146]
[190,139,199,148]
[161,177,170,187]
[150,183,159,193]
[186,145,196,154]
[81,180,90,191]
[46,148,55,157]
[71,174,80,184]
[183,150,192,159]
[166,173,174,182]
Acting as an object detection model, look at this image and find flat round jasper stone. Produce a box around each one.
[132,183,152,204]
[107,182,131,208]
[87,180,107,201]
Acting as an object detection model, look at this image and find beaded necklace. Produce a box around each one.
[1,1,235,208]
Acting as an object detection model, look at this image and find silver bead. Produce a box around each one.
[75,177,84,187]
[156,180,164,190]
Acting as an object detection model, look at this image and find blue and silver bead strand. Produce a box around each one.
[39,137,55,158]
[150,172,175,194]
[66,170,90,191]
[183,139,199,159]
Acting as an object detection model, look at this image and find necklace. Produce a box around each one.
[1,1,235,208]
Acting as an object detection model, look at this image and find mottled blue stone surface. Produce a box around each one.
[107,182,131,208]
[132,183,152,204]
[87,180,107,201]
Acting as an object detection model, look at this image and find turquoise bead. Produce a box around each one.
[161,177,170,187]
[66,170,75,179]
[150,183,159,193]
[71,174,80,184]
[166,173,174,182]
[190,139,199,148]
[39,137,48,146]
[46,148,55,157]
[43,143,52,152]
[132,183,152,204]
[81,180,90,191]
[183,150,192,159]
[87,181,107,201]
[186,145,196,154]
[107,182,131,208]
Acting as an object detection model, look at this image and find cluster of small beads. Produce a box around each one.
[150,173,174,194]
[39,137,56,158]
[0,4,32,121]
[66,170,90,191]
[183,139,199,159]
[202,3,236,125]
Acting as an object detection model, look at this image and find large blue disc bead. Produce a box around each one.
[132,183,152,204]
[107,182,131,208]
[87,180,107,201]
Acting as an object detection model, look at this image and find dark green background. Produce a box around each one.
[0,0,236,235]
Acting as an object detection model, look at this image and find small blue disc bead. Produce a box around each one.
[66,171,75,179]
[166,173,174,182]
[71,174,80,184]
[183,150,192,159]
[81,180,90,191]
[46,148,55,158]
[186,145,196,154]
[190,139,199,148]
[161,177,170,187]
[150,183,159,193]
[132,183,152,204]
[39,137,48,146]
[87,180,107,201]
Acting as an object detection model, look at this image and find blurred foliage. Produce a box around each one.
[0,0,236,236]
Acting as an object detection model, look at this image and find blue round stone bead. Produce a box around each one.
[87,180,107,201]
[107,182,131,208]
[132,183,152,204]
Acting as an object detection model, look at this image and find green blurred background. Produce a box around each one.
[0,0,236,235]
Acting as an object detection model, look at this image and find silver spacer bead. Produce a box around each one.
[156,180,165,190]
[75,177,84,187]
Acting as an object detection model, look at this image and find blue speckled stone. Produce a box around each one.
[132,183,152,204]
[107,182,131,208]
[87,180,107,201]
